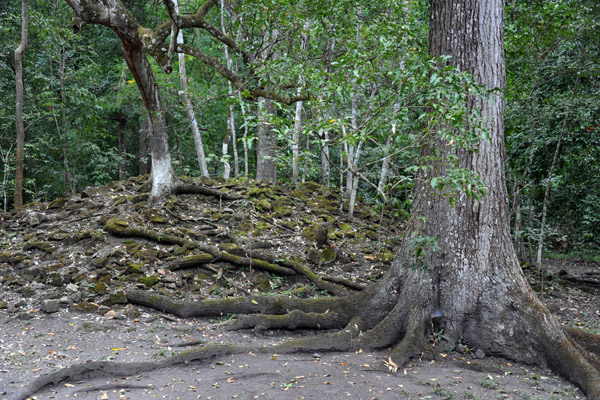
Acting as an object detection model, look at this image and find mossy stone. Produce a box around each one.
[366,230,378,241]
[113,196,128,206]
[256,198,272,211]
[254,276,271,292]
[321,246,337,264]
[301,224,319,241]
[138,275,159,287]
[128,263,143,274]
[307,246,337,265]
[71,302,100,313]
[94,282,106,294]
[377,249,394,263]
[48,198,67,209]
[21,286,36,298]
[110,292,128,305]
[273,202,292,218]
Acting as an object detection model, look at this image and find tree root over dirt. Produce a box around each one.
[13,260,600,400]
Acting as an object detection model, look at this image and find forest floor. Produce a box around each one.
[0,176,598,400]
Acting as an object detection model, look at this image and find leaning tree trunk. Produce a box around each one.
[122,41,176,202]
[66,0,177,202]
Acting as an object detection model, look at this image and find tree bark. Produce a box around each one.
[64,0,177,202]
[255,97,277,182]
[13,0,28,211]
[138,117,150,176]
[320,130,330,187]
[173,0,209,177]
[393,0,600,395]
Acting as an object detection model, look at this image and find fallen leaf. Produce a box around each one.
[64,383,75,387]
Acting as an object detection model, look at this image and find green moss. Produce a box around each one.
[321,246,337,263]
[150,215,167,224]
[273,201,292,218]
[218,243,240,252]
[110,292,128,305]
[255,198,272,211]
[301,224,319,241]
[48,198,67,209]
[139,275,159,287]
[366,230,378,241]
[113,196,128,206]
[128,263,143,274]
[94,282,106,294]
[23,240,55,253]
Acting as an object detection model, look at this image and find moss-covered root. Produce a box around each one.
[125,289,347,319]
[247,250,351,296]
[174,183,242,200]
[104,218,295,276]
[224,309,350,332]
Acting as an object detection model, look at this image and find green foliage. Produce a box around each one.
[505,0,600,250]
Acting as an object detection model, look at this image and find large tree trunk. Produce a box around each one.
[376,0,600,395]
[13,0,28,211]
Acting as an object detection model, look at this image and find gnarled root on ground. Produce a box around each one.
[15,266,600,400]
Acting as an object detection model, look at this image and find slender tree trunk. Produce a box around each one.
[13,0,28,210]
[302,130,309,183]
[320,131,330,187]
[255,97,277,182]
[292,22,311,186]
[220,0,236,179]
[292,90,303,186]
[536,74,580,269]
[1,145,12,213]
[172,0,209,177]
[237,90,249,177]
[377,133,393,200]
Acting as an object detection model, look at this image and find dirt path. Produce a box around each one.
[1,307,583,400]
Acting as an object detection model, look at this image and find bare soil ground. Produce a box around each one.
[0,177,598,399]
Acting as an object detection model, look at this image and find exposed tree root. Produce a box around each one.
[322,275,367,290]
[106,218,355,296]
[104,218,296,276]
[223,309,349,332]
[125,289,348,319]
[245,249,352,296]
[174,183,243,200]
